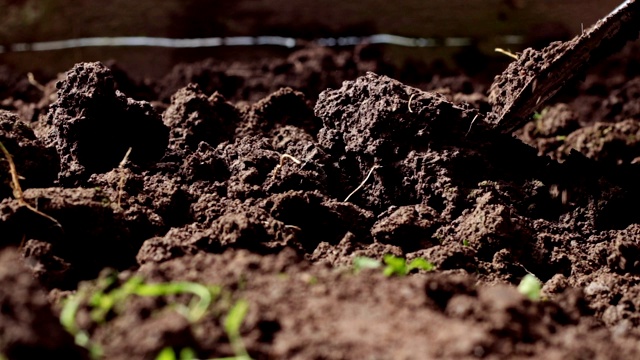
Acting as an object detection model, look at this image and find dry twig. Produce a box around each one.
[116,147,132,210]
[272,153,302,178]
[0,141,62,229]
[344,165,380,203]
[494,48,519,60]
[27,72,46,92]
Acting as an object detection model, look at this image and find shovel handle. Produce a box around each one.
[493,0,640,134]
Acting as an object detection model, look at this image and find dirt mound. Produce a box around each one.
[46,62,168,185]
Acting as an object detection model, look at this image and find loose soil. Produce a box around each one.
[2,40,640,359]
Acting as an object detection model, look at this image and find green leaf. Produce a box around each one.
[132,281,218,322]
[179,348,197,360]
[517,274,542,301]
[383,254,408,276]
[60,295,82,335]
[407,258,435,272]
[353,257,382,272]
[225,299,249,337]
[155,347,177,360]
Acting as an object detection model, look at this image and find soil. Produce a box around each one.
[2,39,640,359]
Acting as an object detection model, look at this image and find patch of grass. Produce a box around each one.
[517,274,542,301]
[353,255,435,276]
[60,272,222,359]
[383,254,435,276]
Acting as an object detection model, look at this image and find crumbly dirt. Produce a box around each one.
[2,42,640,359]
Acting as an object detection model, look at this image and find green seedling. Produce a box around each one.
[383,254,435,276]
[219,299,253,360]
[462,239,470,247]
[155,347,196,360]
[532,111,543,121]
[353,256,383,273]
[517,274,542,301]
[353,255,435,276]
[61,274,221,359]
[60,293,103,359]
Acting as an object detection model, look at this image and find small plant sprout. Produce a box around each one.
[155,347,196,360]
[353,255,435,276]
[60,293,103,359]
[223,299,253,360]
[353,256,383,273]
[97,276,218,322]
[60,274,221,358]
[0,141,62,230]
[272,153,301,178]
[517,274,543,301]
[344,164,381,203]
[383,254,435,277]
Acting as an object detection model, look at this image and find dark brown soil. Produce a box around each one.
[3,41,640,359]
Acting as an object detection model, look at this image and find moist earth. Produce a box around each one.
[2,43,640,359]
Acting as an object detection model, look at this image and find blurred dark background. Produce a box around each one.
[0,0,627,80]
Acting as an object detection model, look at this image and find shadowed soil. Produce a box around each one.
[2,42,640,359]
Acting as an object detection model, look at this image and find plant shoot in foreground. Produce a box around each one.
[61,273,221,359]
[353,255,435,276]
[383,254,435,276]
[221,299,253,360]
[155,347,196,360]
[517,274,542,301]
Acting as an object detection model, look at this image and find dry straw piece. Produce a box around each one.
[0,141,62,229]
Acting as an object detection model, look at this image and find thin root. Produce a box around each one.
[408,93,416,113]
[0,141,62,229]
[272,153,302,178]
[344,165,380,203]
[494,48,519,60]
[27,72,46,92]
[466,114,479,136]
[116,147,132,210]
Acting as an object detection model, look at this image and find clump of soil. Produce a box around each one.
[0,247,87,359]
[3,42,640,359]
[46,62,168,185]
